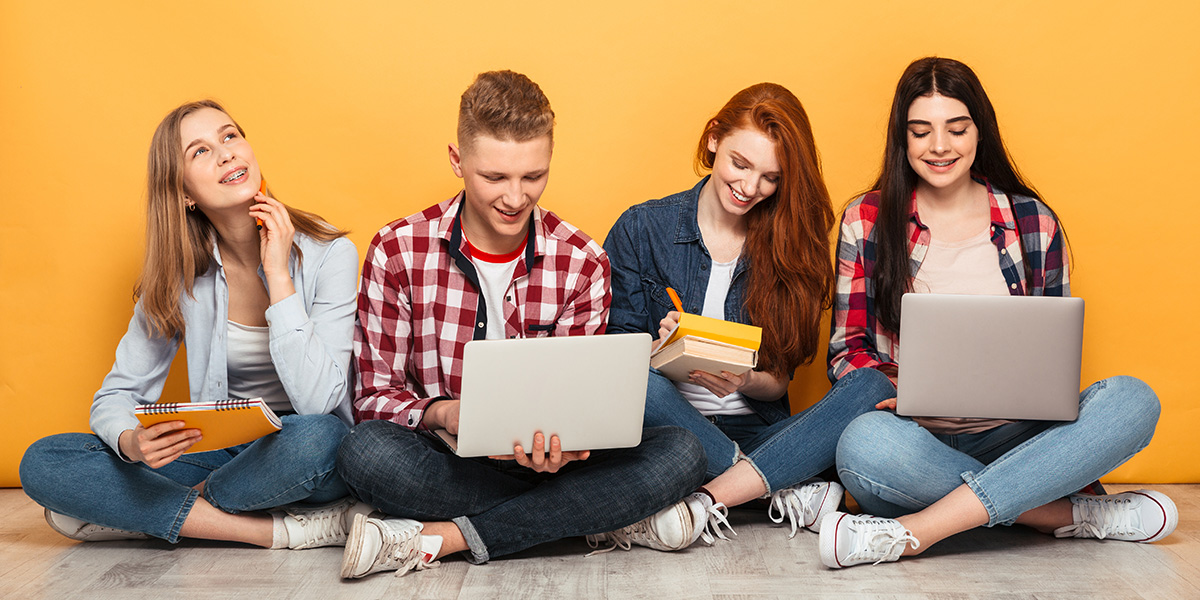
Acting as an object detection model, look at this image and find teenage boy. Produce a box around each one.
[336,70,708,578]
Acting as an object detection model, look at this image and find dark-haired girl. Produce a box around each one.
[819,57,1174,568]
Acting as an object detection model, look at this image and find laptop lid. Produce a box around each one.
[449,333,652,457]
[896,293,1084,421]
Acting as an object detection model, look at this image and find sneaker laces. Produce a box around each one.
[699,502,736,544]
[287,504,347,547]
[1054,495,1138,540]
[844,518,919,566]
[584,527,637,556]
[375,522,441,577]
[768,487,815,539]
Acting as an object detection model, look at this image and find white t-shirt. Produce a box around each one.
[226,320,290,412]
[674,256,753,416]
[466,237,524,341]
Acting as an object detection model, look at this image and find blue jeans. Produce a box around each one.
[836,376,1159,526]
[19,414,350,542]
[336,421,705,564]
[643,366,894,492]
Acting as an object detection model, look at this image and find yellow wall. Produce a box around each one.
[3,1,1198,486]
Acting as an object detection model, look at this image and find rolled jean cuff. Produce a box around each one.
[452,516,490,564]
[960,470,1014,527]
[167,489,201,543]
[738,454,773,497]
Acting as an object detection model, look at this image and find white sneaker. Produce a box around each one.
[44,508,149,542]
[586,495,710,554]
[274,497,376,550]
[819,512,919,569]
[1054,489,1178,543]
[340,514,441,579]
[768,480,844,536]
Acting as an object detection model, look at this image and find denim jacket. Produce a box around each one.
[89,234,359,454]
[603,176,790,423]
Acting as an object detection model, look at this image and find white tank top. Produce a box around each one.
[226,320,290,413]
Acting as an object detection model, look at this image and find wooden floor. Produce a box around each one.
[2,484,1197,599]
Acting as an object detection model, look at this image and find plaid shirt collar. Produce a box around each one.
[436,190,546,262]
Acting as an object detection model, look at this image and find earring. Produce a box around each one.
[187,204,196,212]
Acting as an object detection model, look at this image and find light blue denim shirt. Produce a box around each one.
[603,177,790,423]
[89,233,359,454]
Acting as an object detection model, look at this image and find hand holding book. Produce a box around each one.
[651,288,762,385]
[134,398,282,454]
[688,368,750,397]
[119,421,202,468]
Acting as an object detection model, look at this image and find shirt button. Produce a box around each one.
[1010,283,1018,290]
[701,264,708,271]
[477,322,485,328]
[1000,248,1007,255]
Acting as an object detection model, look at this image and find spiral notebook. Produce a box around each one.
[134,397,283,453]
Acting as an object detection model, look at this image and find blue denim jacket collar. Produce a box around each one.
[677,176,751,283]
[673,177,705,244]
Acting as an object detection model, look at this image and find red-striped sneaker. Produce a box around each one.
[1054,490,1177,543]
[819,512,918,569]
[340,514,441,579]
[768,480,844,536]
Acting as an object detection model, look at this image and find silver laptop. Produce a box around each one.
[896,293,1084,421]
[437,333,653,457]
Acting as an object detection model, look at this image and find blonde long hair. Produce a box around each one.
[134,99,347,339]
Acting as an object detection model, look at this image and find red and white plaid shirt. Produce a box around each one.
[353,192,611,428]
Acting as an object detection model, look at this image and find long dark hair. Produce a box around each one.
[696,83,835,377]
[871,57,1062,332]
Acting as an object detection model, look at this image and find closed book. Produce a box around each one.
[650,335,758,382]
[655,313,762,353]
[134,397,282,453]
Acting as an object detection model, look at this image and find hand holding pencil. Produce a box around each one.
[658,287,685,342]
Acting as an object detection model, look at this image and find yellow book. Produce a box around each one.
[134,398,282,453]
[654,313,762,353]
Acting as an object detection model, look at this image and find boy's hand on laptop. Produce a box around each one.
[657,311,681,342]
[424,399,461,435]
[489,433,590,474]
[876,398,897,411]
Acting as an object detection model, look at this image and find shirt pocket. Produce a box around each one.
[525,321,556,338]
[642,277,677,311]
